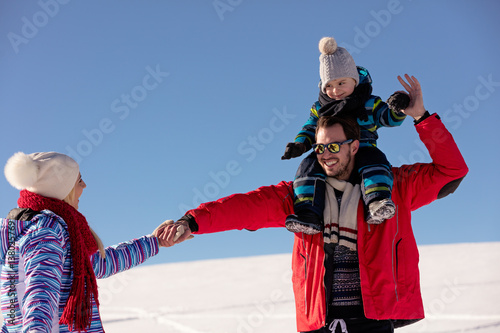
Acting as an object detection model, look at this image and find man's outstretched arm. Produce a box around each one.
[157,181,294,246]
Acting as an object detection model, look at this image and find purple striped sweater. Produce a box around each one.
[1,210,159,333]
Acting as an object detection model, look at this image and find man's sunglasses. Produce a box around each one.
[312,139,353,154]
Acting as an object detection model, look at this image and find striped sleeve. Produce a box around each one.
[294,102,320,148]
[20,221,65,333]
[369,96,406,129]
[91,235,159,279]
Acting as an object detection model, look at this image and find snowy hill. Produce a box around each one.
[97,242,500,333]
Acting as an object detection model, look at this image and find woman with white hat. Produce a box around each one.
[1,152,166,332]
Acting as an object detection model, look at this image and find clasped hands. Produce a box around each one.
[152,219,193,247]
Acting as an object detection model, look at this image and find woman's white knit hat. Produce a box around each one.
[4,152,79,200]
[319,37,359,92]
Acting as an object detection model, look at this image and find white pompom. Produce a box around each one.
[318,37,337,55]
[4,152,39,190]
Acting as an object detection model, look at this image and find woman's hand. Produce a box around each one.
[153,219,193,247]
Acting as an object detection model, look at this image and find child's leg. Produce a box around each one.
[286,152,326,234]
[294,152,326,216]
[356,146,395,224]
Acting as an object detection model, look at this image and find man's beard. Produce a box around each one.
[324,153,352,180]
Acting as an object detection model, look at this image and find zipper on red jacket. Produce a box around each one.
[391,205,400,302]
[301,233,309,315]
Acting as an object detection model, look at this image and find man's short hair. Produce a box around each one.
[316,116,361,141]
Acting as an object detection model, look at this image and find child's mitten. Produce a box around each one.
[281,142,306,160]
[387,91,410,113]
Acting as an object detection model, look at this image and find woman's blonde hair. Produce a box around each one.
[64,187,106,259]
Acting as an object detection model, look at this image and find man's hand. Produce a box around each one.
[397,74,426,120]
[281,142,306,160]
[153,219,193,247]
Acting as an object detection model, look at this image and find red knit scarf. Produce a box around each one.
[18,190,99,332]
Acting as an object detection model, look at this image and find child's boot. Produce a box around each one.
[366,198,396,224]
[285,211,323,235]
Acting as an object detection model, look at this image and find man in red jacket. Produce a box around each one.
[158,75,468,332]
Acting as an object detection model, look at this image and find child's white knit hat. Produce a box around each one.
[319,37,359,92]
[4,151,79,200]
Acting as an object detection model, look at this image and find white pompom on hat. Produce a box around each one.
[4,152,80,200]
[318,36,359,92]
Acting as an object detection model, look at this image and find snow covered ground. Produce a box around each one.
[97,242,500,333]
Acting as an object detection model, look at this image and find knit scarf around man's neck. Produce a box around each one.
[323,178,361,251]
[17,190,99,332]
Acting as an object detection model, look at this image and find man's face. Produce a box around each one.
[316,124,358,180]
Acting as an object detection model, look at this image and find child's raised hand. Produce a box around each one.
[397,74,426,120]
[281,142,307,160]
[386,91,410,113]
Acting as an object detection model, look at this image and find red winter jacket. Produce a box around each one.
[186,114,468,332]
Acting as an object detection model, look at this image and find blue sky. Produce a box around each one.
[1,1,499,265]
